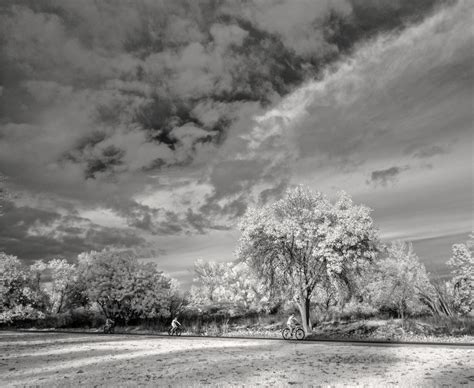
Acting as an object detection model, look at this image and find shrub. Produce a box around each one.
[0,305,45,324]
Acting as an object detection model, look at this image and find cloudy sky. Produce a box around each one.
[0,0,472,287]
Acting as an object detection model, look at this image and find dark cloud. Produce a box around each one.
[327,0,448,52]
[0,201,146,262]
[368,166,410,187]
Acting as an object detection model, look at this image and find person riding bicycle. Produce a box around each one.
[170,316,181,335]
[286,313,300,336]
[105,317,115,328]
[104,317,115,333]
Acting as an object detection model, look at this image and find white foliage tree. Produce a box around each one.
[29,258,78,314]
[190,260,228,304]
[0,253,46,322]
[238,186,379,333]
[190,260,272,312]
[447,234,473,315]
[367,241,434,319]
[78,249,174,322]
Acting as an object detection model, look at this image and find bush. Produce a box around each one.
[0,305,45,324]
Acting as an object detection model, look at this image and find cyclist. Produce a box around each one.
[104,317,115,333]
[286,313,299,336]
[170,316,181,335]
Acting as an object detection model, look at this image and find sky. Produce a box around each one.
[0,0,472,287]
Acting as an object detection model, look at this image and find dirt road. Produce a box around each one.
[0,331,473,387]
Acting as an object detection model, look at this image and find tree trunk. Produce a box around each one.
[297,297,312,334]
[56,292,64,314]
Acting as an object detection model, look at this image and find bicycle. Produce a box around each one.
[168,326,183,336]
[282,325,305,340]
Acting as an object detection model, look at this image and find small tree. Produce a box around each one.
[167,278,186,318]
[79,250,173,323]
[0,253,47,322]
[1,253,28,311]
[190,260,274,312]
[191,260,228,303]
[367,241,434,319]
[47,259,78,314]
[447,234,473,315]
[238,186,379,333]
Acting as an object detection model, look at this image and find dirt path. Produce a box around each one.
[0,331,473,387]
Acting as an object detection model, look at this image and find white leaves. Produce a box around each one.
[237,185,379,301]
[366,241,433,317]
[447,237,474,315]
[190,259,272,312]
[79,250,175,320]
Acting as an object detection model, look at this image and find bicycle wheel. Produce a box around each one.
[176,328,182,336]
[168,328,173,336]
[295,328,305,340]
[282,327,291,340]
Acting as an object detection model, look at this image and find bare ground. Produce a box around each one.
[0,331,473,387]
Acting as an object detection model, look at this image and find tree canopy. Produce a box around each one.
[366,241,434,318]
[447,234,473,315]
[78,250,174,322]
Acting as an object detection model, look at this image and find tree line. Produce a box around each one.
[1,186,472,331]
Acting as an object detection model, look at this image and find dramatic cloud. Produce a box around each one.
[0,201,146,262]
[0,0,469,283]
[0,0,443,196]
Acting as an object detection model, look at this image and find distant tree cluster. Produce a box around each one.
[0,250,180,325]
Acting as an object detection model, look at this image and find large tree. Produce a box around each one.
[238,186,379,333]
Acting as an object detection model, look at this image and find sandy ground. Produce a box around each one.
[0,331,473,387]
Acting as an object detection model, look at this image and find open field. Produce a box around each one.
[1,331,473,387]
